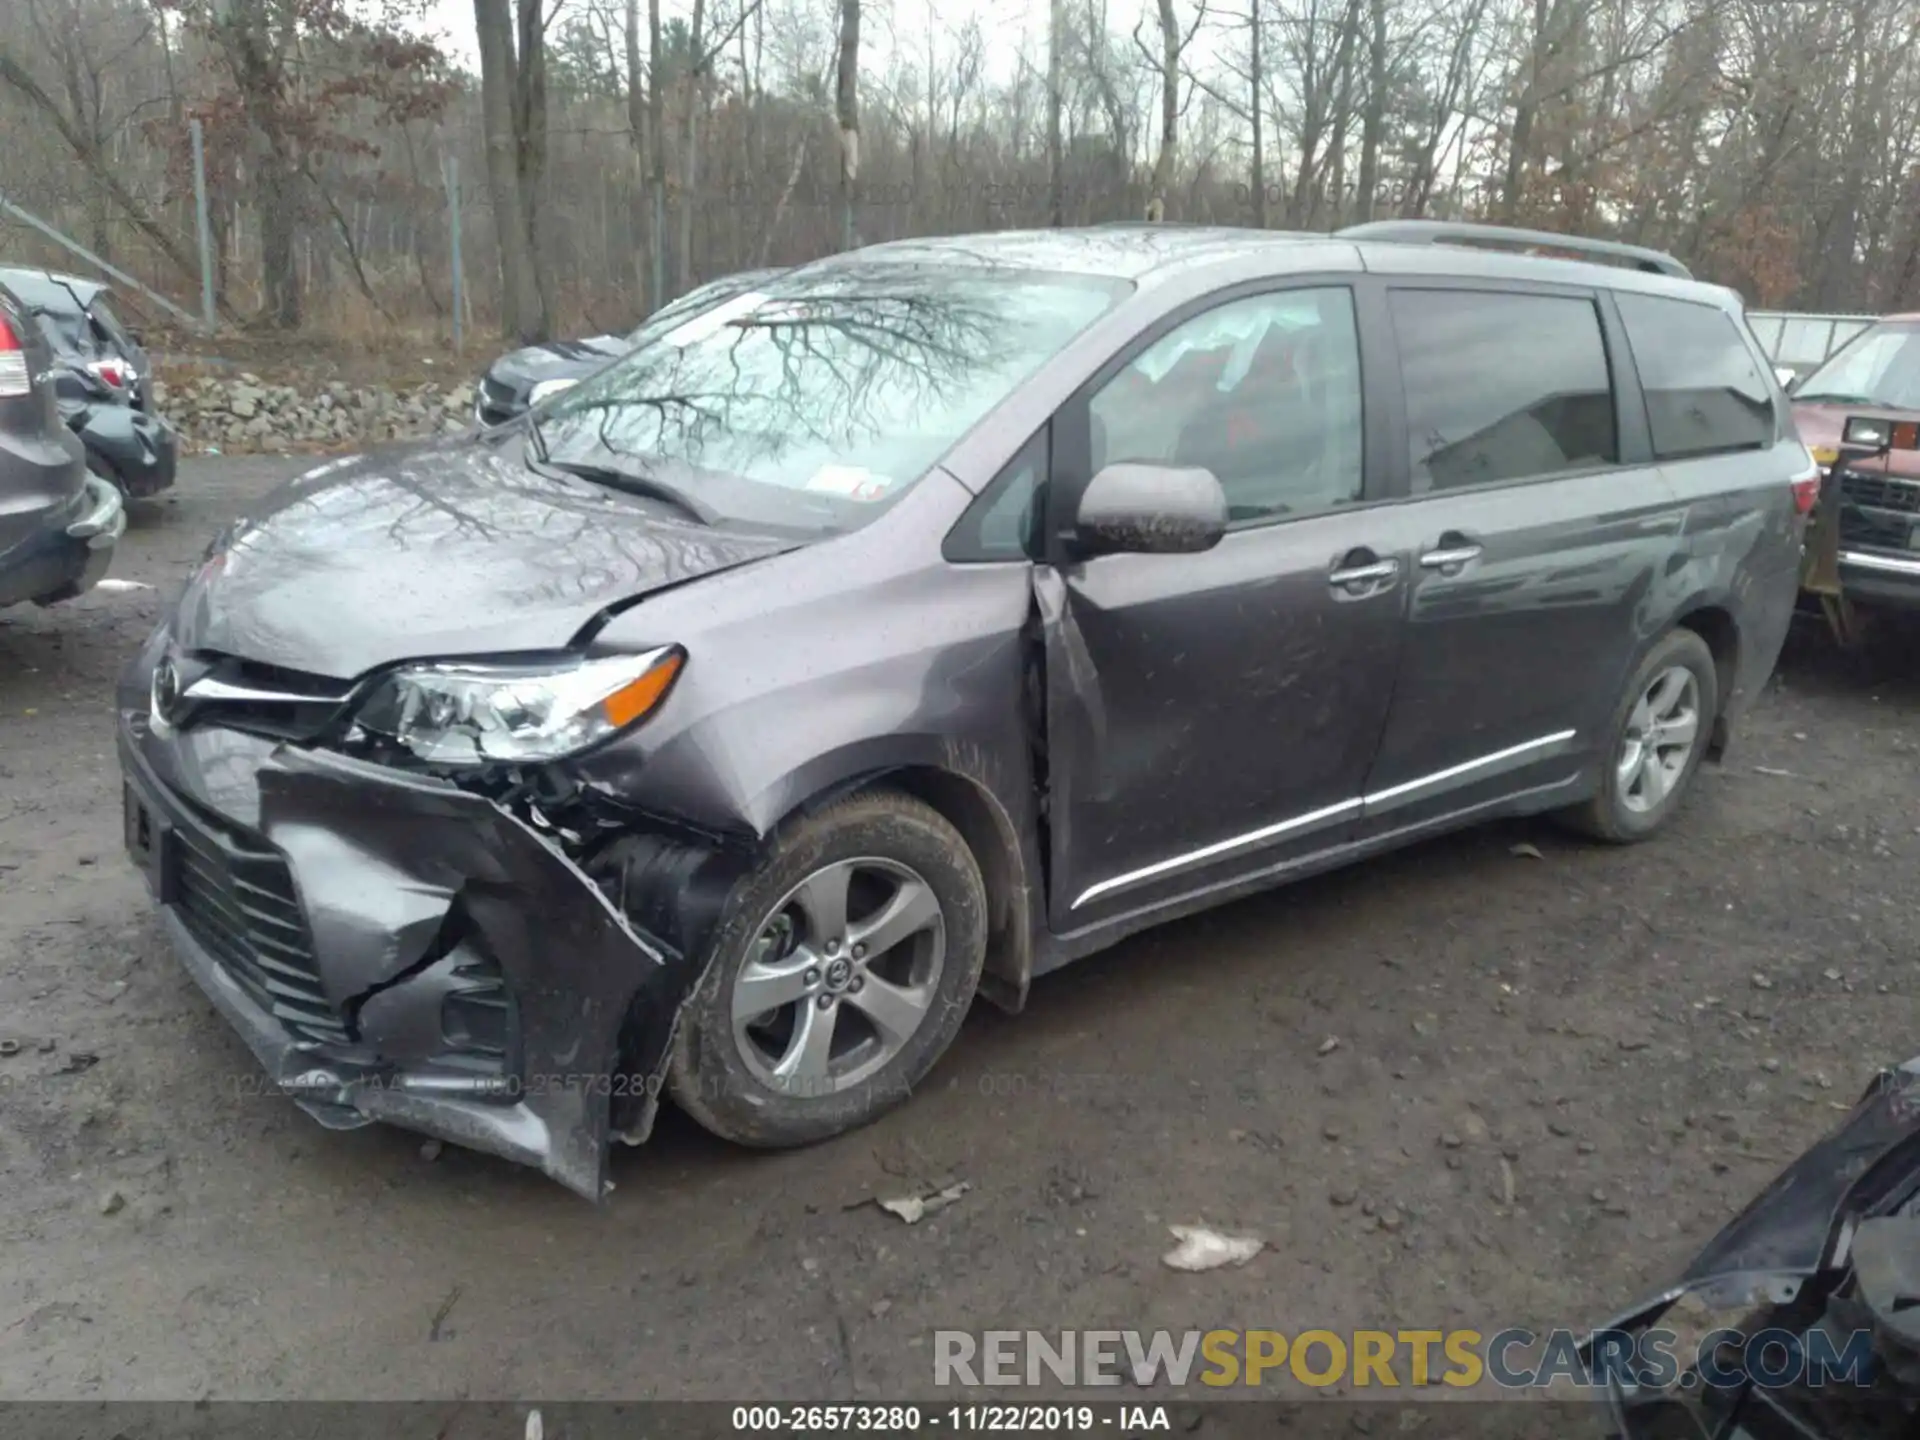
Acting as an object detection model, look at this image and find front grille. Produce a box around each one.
[168,797,349,1046]
[1839,470,1920,552]
[175,652,353,743]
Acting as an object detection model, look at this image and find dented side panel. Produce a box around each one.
[1035,513,1402,935]
[575,475,1041,850]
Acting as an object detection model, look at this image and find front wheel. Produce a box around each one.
[666,790,987,1146]
[1558,628,1719,843]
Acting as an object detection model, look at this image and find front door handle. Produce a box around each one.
[1328,553,1399,597]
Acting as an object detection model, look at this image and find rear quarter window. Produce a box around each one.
[1615,292,1775,460]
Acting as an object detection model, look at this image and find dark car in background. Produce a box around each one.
[1790,315,1920,614]
[118,221,1806,1200]
[0,276,126,609]
[473,267,787,427]
[0,266,178,499]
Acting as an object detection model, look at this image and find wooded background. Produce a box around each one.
[3,0,1917,346]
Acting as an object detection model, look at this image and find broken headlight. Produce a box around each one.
[349,647,684,765]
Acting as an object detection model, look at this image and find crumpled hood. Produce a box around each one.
[170,436,794,678]
[1794,403,1920,480]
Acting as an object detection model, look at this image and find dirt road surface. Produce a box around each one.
[3,459,1918,1404]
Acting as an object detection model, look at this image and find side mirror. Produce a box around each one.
[126,327,147,347]
[1072,461,1228,557]
[1842,415,1920,452]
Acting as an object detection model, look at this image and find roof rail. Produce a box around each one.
[1336,220,1691,280]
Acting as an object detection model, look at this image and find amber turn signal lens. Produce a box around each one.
[600,650,684,729]
[1809,445,1840,466]
[1893,421,1920,452]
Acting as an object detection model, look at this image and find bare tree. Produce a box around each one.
[475,0,546,340]
[1353,0,1388,222]
[836,0,861,247]
[1047,0,1065,225]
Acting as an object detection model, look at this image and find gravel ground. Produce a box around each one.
[2,458,1918,1405]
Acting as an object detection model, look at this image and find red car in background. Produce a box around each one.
[1789,314,1920,615]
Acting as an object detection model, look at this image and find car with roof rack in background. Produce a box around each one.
[473,267,788,427]
[0,265,179,501]
[0,274,126,610]
[118,219,1808,1199]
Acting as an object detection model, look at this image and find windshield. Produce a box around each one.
[537,262,1129,534]
[1795,322,1920,411]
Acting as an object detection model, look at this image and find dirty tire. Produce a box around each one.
[667,790,987,1147]
[1557,626,1719,844]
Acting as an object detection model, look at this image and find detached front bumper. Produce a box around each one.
[116,702,687,1200]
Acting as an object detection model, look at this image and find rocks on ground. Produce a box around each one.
[155,372,477,455]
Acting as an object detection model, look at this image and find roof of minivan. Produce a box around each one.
[821,226,1733,304]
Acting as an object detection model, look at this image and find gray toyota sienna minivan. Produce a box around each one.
[118,221,1812,1197]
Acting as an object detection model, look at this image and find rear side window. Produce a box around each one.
[1615,293,1774,460]
[1389,289,1617,493]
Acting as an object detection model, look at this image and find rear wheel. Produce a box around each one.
[1558,628,1718,843]
[667,790,987,1146]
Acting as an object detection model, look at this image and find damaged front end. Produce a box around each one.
[1582,1057,1920,1438]
[117,640,742,1202]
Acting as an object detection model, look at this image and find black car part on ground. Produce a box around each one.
[0,276,125,608]
[1585,1057,1920,1438]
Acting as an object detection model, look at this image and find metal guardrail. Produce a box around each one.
[1336,219,1692,279]
[0,192,207,331]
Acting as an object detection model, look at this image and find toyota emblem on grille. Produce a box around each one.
[150,657,181,736]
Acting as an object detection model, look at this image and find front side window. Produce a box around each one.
[1087,287,1364,525]
[1390,289,1617,492]
[945,430,1046,561]
[536,263,1127,537]
[1793,321,1920,414]
[1616,292,1775,459]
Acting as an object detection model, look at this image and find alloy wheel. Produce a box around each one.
[1616,665,1701,815]
[731,857,946,1096]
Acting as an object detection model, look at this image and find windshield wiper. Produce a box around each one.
[537,456,717,527]
[1793,392,1882,406]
